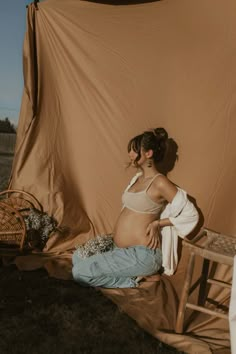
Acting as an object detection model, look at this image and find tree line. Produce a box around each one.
[0,118,16,134]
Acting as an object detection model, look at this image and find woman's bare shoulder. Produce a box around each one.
[153,174,178,202]
[154,174,174,186]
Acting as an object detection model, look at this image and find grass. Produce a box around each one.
[0,265,182,354]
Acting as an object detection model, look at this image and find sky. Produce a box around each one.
[0,0,32,125]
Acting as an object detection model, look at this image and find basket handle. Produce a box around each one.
[0,189,43,212]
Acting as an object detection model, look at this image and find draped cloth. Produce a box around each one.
[9,0,236,352]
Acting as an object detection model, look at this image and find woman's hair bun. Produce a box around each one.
[153,127,168,141]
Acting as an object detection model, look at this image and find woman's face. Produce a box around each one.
[128,147,146,167]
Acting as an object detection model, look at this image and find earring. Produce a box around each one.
[147,158,153,168]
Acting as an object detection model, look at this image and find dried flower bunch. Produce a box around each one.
[76,234,114,259]
[24,208,58,249]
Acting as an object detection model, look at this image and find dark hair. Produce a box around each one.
[127,127,168,168]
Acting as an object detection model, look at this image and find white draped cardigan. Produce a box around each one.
[160,188,199,275]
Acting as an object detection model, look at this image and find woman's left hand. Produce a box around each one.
[146,220,161,249]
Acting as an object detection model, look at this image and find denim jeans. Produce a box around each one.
[72,244,162,288]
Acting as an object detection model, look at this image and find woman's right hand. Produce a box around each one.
[146,220,161,249]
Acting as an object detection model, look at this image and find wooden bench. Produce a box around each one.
[176,228,236,333]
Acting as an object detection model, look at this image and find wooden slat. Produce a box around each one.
[186,303,228,319]
[207,278,232,289]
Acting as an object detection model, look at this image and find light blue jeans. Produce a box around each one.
[72,244,162,288]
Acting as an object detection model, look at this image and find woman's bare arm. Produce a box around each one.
[146,176,178,248]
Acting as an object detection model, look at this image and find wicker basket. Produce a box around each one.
[0,189,42,253]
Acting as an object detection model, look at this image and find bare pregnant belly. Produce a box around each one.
[113,208,159,248]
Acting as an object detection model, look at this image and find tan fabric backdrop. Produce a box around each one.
[9,0,236,352]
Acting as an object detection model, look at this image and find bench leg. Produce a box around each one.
[198,258,209,306]
[175,252,195,333]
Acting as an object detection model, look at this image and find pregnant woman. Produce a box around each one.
[72,128,199,288]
